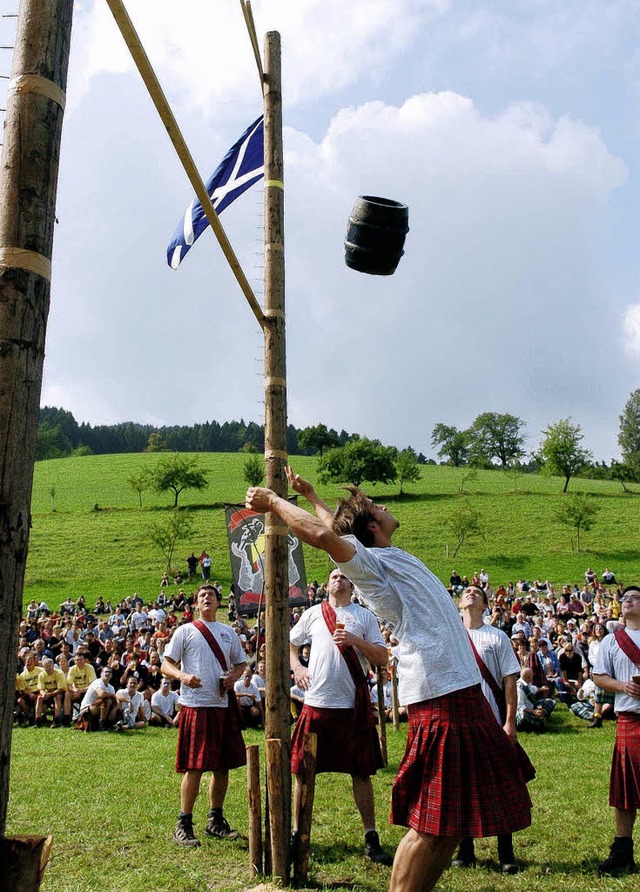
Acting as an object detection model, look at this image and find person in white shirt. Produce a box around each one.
[233,668,262,728]
[117,676,148,729]
[593,586,640,875]
[79,666,118,730]
[150,678,181,727]
[246,471,532,892]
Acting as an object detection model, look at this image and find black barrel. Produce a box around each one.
[344,195,409,275]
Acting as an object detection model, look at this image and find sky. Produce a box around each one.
[2,0,640,462]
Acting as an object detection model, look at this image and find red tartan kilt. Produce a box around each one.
[391,684,533,838]
[176,706,246,773]
[291,705,384,776]
[610,714,640,809]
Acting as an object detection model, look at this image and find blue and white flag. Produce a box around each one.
[167,115,264,269]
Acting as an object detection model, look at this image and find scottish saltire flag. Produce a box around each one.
[167,115,264,269]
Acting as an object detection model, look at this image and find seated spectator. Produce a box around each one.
[251,659,266,703]
[116,676,148,729]
[79,666,119,731]
[536,639,562,692]
[569,676,597,722]
[35,657,67,727]
[516,668,555,732]
[558,639,587,704]
[63,651,96,726]
[449,571,464,595]
[234,668,263,729]
[150,678,180,727]
[526,638,550,697]
[601,567,616,585]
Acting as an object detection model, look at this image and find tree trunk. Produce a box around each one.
[563,475,570,493]
[0,0,74,837]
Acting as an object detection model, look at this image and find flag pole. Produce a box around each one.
[262,29,291,882]
[105,0,265,330]
[239,0,264,88]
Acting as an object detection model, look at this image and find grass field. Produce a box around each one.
[6,705,638,892]
[25,453,640,611]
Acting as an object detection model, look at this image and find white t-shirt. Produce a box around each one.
[593,628,640,714]
[164,620,245,708]
[234,679,262,706]
[337,537,480,705]
[467,624,520,724]
[289,601,385,709]
[80,678,115,710]
[251,673,266,699]
[151,688,180,716]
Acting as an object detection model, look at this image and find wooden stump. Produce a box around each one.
[0,835,53,892]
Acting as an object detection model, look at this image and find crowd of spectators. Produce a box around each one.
[15,565,622,734]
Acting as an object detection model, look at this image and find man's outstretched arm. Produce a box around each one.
[245,486,355,563]
[285,466,335,529]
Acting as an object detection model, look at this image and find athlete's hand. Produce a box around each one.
[182,673,202,689]
[333,629,358,647]
[294,665,312,691]
[246,487,276,513]
[286,467,315,500]
[622,679,640,699]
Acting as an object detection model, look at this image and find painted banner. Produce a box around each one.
[224,503,307,616]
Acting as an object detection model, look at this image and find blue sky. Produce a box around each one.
[2,0,640,462]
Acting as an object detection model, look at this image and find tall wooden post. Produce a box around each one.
[0,0,73,837]
[262,30,291,882]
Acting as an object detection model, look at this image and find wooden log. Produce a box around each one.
[262,29,291,883]
[0,0,73,836]
[391,658,400,731]
[375,666,388,765]
[265,737,287,881]
[293,732,317,882]
[0,835,53,892]
[246,744,263,878]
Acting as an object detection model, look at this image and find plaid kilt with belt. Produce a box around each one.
[610,713,640,809]
[176,705,246,773]
[291,704,384,776]
[391,684,533,837]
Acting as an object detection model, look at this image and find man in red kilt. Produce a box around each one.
[162,584,247,847]
[246,471,532,892]
[290,567,393,864]
[455,584,535,874]
[593,585,640,875]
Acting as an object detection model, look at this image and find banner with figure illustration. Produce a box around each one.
[224,503,307,616]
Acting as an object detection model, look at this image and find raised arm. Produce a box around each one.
[285,466,335,529]
[245,486,355,563]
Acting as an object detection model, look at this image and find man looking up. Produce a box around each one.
[290,567,392,865]
[593,585,640,875]
[455,584,533,874]
[245,470,531,892]
[162,584,246,848]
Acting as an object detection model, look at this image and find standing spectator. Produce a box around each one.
[186,552,199,579]
[199,551,212,581]
[162,584,246,847]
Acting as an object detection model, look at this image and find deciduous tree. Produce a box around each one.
[243,455,265,488]
[619,389,640,473]
[150,509,196,573]
[396,447,422,495]
[430,423,469,467]
[317,438,397,487]
[150,454,208,507]
[539,418,592,492]
[447,500,483,557]
[556,492,599,551]
[298,423,341,456]
[468,412,526,468]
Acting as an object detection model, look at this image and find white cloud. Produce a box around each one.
[623,304,640,356]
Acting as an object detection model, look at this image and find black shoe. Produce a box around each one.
[499,862,520,874]
[204,815,238,840]
[588,715,603,728]
[598,837,635,875]
[364,830,393,866]
[173,820,201,848]
[451,857,476,869]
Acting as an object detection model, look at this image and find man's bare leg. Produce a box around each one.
[180,769,203,813]
[615,807,636,837]
[209,769,230,809]
[351,775,376,829]
[390,829,459,892]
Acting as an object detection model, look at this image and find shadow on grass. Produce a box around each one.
[481,554,532,570]
[377,492,453,504]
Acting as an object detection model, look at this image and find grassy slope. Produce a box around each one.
[26,453,640,610]
[7,708,638,892]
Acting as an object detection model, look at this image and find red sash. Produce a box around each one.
[192,620,242,730]
[614,628,640,666]
[468,631,536,783]
[321,601,374,730]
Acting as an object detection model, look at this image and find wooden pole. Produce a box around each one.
[246,744,263,878]
[262,29,290,882]
[0,0,73,837]
[391,657,400,731]
[265,737,287,881]
[293,731,317,882]
[375,666,388,765]
[105,0,265,330]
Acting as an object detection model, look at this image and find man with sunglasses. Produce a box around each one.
[593,585,640,875]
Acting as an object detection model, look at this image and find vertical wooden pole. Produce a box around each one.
[293,731,317,882]
[246,744,263,878]
[0,0,73,837]
[391,659,400,731]
[262,30,290,882]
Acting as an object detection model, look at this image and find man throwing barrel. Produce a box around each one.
[246,470,532,892]
[290,566,392,864]
[593,585,640,875]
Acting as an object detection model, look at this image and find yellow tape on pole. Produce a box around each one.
[0,247,51,280]
[9,74,66,109]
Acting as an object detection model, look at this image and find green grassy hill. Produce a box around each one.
[25,453,640,610]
